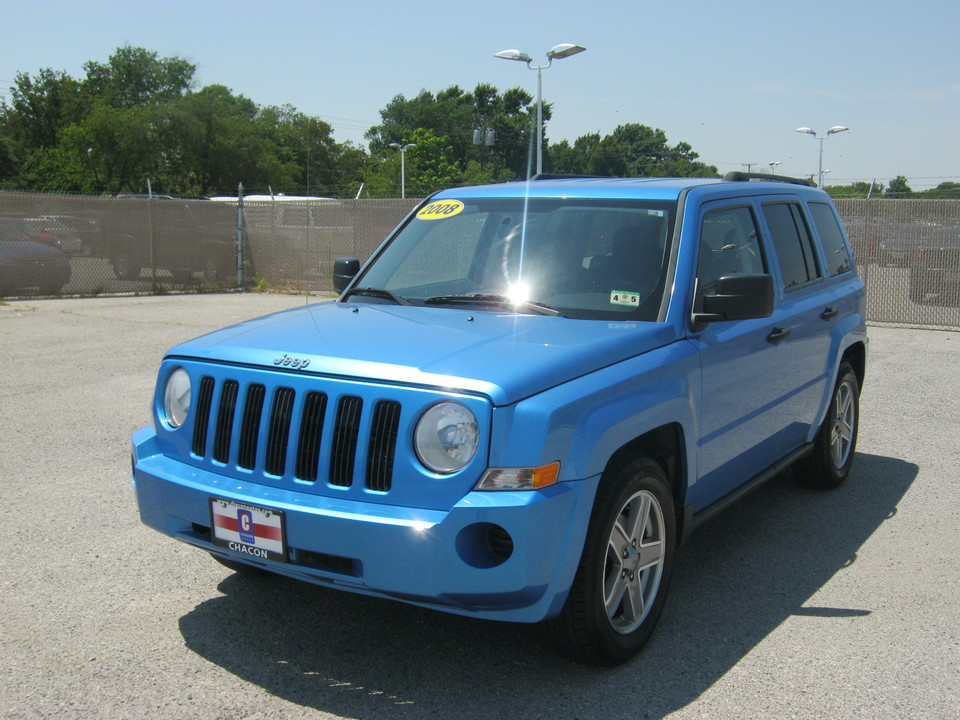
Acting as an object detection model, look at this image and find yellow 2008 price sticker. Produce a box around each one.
[416,200,464,220]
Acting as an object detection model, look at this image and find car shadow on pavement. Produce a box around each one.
[178,452,915,720]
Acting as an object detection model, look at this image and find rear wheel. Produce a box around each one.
[798,362,860,488]
[551,456,676,665]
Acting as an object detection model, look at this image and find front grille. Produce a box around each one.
[190,377,402,491]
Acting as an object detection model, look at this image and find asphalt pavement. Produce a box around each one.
[1,293,957,719]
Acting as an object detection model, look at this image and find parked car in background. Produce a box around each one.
[22,217,84,255]
[909,222,960,304]
[38,214,101,253]
[0,217,72,295]
[98,195,236,283]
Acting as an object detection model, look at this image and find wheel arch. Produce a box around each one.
[602,423,688,544]
[842,340,866,390]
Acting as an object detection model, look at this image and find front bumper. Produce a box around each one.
[132,426,599,623]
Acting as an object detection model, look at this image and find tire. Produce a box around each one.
[798,362,860,489]
[112,253,140,280]
[550,456,676,665]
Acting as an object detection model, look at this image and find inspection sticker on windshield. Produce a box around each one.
[417,200,464,220]
[210,498,287,563]
[610,290,640,307]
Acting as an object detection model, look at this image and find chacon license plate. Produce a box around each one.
[209,498,287,563]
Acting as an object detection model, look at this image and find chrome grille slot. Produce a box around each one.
[213,380,239,464]
[237,383,265,470]
[295,391,327,482]
[265,387,295,476]
[330,396,363,487]
[367,400,401,492]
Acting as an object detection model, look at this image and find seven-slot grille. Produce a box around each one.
[190,375,401,491]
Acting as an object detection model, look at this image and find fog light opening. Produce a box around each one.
[456,523,514,568]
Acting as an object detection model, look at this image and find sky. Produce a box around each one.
[2,0,958,190]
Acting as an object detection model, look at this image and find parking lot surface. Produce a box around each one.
[1,294,957,719]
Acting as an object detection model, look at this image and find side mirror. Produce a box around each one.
[694,273,774,326]
[333,257,360,293]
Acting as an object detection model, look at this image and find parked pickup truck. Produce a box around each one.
[133,173,867,665]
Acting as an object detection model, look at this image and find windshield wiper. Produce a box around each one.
[341,287,410,305]
[423,294,562,316]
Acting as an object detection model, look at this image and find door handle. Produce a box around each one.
[821,307,839,320]
[767,327,791,343]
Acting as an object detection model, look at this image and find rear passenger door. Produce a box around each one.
[759,199,833,455]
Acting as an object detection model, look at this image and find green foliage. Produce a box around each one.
[885,175,914,198]
[922,181,960,199]
[0,46,725,197]
[82,45,195,109]
[547,124,718,178]
[825,181,885,198]
[366,83,538,182]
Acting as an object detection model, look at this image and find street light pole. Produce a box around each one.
[494,43,586,177]
[794,126,849,186]
[389,142,416,199]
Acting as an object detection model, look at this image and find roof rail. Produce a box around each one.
[529,173,610,180]
[723,171,815,187]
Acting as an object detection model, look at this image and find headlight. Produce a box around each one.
[163,368,192,429]
[414,402,479,474]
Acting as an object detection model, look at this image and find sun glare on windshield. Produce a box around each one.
[507,281,531,305]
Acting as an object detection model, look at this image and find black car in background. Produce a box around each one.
[0,217,72,296]
[98,196,236,282]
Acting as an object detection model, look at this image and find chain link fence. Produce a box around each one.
[836,198,960,329]
[1,191,958,329]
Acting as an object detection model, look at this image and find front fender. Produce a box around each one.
[488,339,700,482]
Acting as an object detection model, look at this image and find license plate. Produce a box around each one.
[209,498,287,563]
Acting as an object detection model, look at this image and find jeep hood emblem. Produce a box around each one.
[273,353,310,370]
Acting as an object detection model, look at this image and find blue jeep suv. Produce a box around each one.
[133,173,866,664]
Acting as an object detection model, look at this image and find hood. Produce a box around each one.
[166,301,678,406]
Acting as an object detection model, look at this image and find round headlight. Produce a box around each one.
[415,402,479,474]
[163,368,192,429]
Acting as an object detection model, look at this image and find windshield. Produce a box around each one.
[352,196,677,321]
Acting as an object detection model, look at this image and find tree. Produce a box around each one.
[546,124,718,178]
[3,69,84,150]
[825,181,885,198]
[920,182,960,199]
[362,127,463,197]
[255,104,363,196]
[82,45,195,109]
[886,176,913,198]
[366,83,539,181]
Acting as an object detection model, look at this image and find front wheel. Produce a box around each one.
[550,457,676,665]
[798,362,860,489]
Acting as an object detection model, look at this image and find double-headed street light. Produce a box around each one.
[389,142,417,199]
[494,43,586,177]
[794,125,849,187]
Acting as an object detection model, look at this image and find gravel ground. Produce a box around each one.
[0,293,957,719]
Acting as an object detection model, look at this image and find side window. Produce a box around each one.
[698,206,765,291]
[763,202,821,290]
[808,202,853,276]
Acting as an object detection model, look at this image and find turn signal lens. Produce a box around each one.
[475,462,560,491]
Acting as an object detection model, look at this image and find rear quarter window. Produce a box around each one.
[763,202,821,290]
[808,202,854,276]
